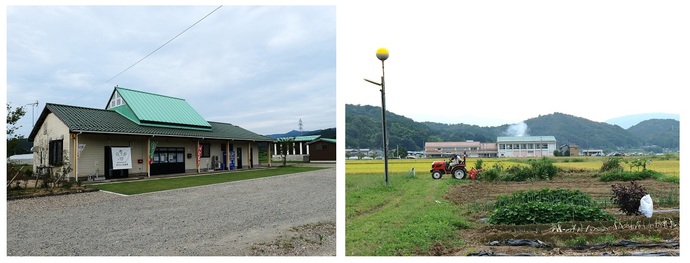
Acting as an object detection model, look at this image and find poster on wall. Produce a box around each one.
[111,147,132,170]
[149,141,158,165]
[197,144,202,167]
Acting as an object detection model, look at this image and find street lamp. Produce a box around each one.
[364,47,389,186]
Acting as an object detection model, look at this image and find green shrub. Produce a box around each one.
[529,157,558,180]
[600,157,623,172]
[501,165,532,181]
[599,169,662,182]
[489,201,615,225]
[494,188,595,208]
[498,157,557,182]
[489,188,614,225]
[479,162,503,182]
[474,159,484,170]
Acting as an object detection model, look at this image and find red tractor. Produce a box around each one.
[430,153,468,180]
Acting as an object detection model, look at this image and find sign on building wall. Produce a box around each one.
[149,141,158,165]
[197,144,202,168]
[111,147,132,170]
[77,144,86,158]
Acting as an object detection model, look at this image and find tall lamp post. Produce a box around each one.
[364,47,389,185]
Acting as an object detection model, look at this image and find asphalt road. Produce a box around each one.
[6,167,336,256]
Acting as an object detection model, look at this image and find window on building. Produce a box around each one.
[201,143,211,157]
[153,147,185,163]
[49,139,63,165]
[108,92,125,109]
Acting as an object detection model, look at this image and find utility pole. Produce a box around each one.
[25,100,39,127]
[299,118,303,136]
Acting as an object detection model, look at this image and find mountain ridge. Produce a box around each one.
[345,104,679,153]
[606,113,680,129]
[265,128,336,139]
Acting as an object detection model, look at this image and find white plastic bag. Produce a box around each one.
[638,194,653,218]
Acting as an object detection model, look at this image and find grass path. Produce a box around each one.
[346,172,470,256]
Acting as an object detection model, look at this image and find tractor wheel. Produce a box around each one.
[452,168,466,179]
[431,171,443,180]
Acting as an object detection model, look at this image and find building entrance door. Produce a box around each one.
[236,147,242,169]
[150,147,185,175]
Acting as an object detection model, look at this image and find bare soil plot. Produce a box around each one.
[441,172,680,256]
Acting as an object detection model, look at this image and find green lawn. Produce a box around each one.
[88,166,325,195]
[346,171,471,256]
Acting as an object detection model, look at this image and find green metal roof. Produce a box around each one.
[307,138,336,144]
[110,87,212,130]
[28,103,273,142]
[496,136,557,142]
[275,135,321,142]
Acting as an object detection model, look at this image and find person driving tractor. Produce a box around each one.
[431,151,468,180]
[449,154,460,167]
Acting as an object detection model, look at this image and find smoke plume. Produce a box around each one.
[505,122,528,137]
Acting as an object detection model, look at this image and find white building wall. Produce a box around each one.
[75,134,148,178]
[251,142,260,166]
[31,113,71,175]
[497,141,557,157]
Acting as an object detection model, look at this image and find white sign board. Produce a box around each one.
[111,147,132,170]
[77,144,86,158]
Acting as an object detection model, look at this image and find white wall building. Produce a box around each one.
[496,136,557,158]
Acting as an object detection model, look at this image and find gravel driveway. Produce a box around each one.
[7,167,336,256]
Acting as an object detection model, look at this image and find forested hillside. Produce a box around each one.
[627,119,680,150]
[522,112,639,149]
[345,104,679,152]
[345,104,431,150]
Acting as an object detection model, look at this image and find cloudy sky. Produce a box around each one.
[338,1,688,127]
[4,1,689,137]
[5,4,335,137]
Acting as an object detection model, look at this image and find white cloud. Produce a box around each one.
[6,5,336,137]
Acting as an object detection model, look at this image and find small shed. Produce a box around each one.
[307,138,336,161]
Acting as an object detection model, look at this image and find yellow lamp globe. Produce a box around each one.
[376,47,389,61]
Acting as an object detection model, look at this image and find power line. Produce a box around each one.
[70,5,223,104]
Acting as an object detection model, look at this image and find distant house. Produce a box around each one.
[424,141,498,158]
[27,86,274,181]
[8,154,33,165]
[345,148,371,159]
[307,138,336,161]
[273,135,336,162]
[559,144,580,156]
[582,149,604,156]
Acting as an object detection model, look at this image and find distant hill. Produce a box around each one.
[627,119,680,149]
[266,128,336,139]
[606,113,680,129]
[345,104,432,150]
[522,112,639,149]
[345,104,679,153]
